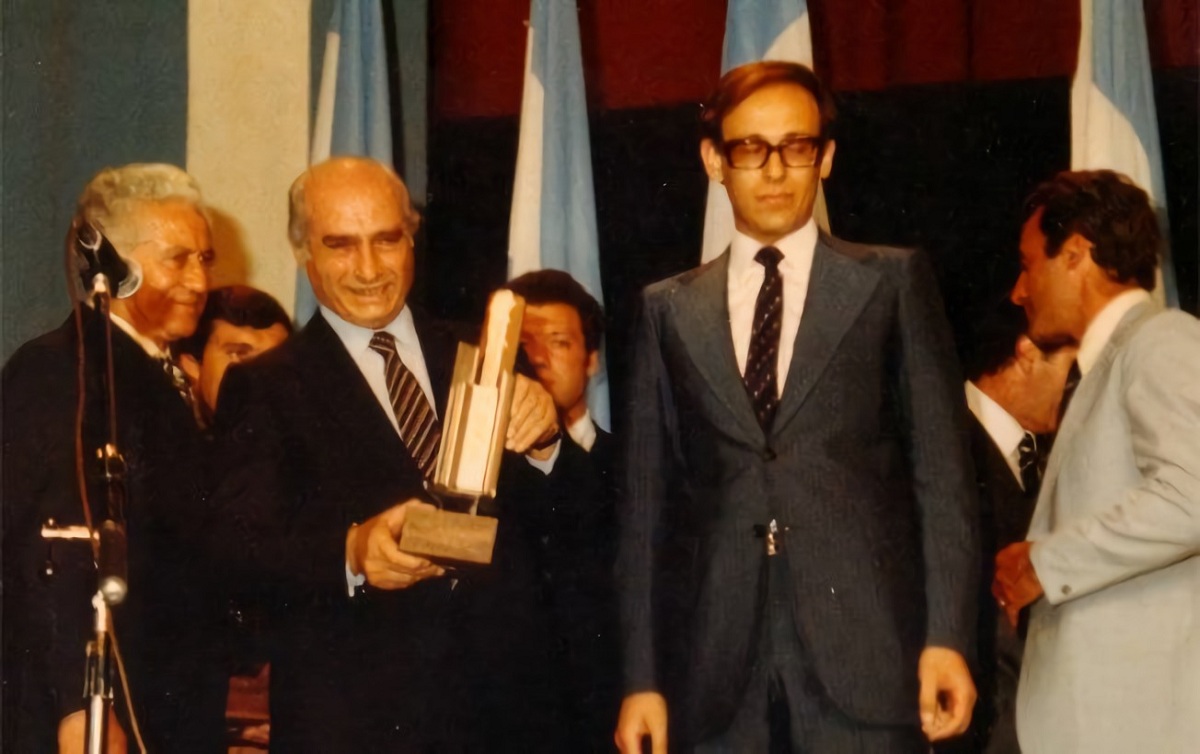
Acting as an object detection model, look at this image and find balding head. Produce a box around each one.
[287,157,421,262]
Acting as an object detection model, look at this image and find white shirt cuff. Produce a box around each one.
[524,438,561,475]
[346,562,365,597]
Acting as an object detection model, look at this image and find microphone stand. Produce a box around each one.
[42,272,130,754]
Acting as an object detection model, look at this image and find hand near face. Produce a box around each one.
[993,540,1044,628]
[918,646,976,741]
[506,373,558,454]
[345,499,445,590]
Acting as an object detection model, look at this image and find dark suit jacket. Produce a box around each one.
[502,427,621,752]
[938,414,1034,754]
[210,310,567,753]
[2,310,227,753]
[616,235,979,745]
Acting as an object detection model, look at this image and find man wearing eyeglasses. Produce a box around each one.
[615,61,978,753]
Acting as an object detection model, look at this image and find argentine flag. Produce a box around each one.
[1072,0,1178,306]
[297,0,395,321]
[508,0,609,430]
[701,0,828,264]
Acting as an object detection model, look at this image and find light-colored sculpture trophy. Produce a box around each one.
[397,289,525,568]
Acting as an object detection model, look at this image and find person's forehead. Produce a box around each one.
[723,83,820,130]
[522,302,584,334]
[125,199,211,243]
[208,319,288,348]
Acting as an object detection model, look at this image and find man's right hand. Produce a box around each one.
[345,499,445,590]
[614,691,668,754]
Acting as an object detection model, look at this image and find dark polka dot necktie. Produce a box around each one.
[1057,360,1082,427]
[744,246,784,432]
[1018,431,1041,497]
[370,331,442,479]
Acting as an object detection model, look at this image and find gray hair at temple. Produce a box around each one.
[74,163,207,253]
[286,157,422,262]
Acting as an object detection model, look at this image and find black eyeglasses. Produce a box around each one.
[721,136,823,169]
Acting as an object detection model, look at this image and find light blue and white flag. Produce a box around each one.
[1072,0,1177,306]
[701,0,827,263]
[297,0,395,321]
[508,0,609,430]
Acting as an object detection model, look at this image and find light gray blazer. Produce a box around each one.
[1017,300,1200,754]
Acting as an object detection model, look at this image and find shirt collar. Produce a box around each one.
[964,380,1026,460]
[110,313,169,359]
[567,409,596,452]
[728,220,818,282]
[1077,288,1152,375]
[320,304,420,356]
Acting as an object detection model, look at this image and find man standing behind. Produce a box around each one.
[505,269,620,751]
[210,157,563,752]
[175,284,292,426]
[994,170,1200,754]
[3,163,226,752]
[615,61,978,753]
[947,302,1075,754]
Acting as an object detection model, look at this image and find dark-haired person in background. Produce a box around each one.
[615,61,978,753]
[504,269,620,752]
[994,170,1200,753]
[942,301,1075,754]
[2,163,226,753]
[174,284,292,426]
[173,284,292,749]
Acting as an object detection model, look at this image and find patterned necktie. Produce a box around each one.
[160,356,202,426]
[1057,360,1082,427]
[369,332,441,478]
[744,246,784,432]
[1017,431,1041,497]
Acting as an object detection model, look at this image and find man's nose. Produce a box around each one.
[184,255,209,293]
[763,149,786,180]
[355,247,380,281]
[1011,273,1028,306]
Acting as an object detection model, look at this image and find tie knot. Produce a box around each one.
[1018,431,1037,458]
[755,246,783,271]
[369,331,398,357]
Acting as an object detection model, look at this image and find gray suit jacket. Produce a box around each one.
[1019,300,1200,754]
[616,234,978,744]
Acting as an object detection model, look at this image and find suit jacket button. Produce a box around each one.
[1061,584,1072,596]
[762,448,777,461]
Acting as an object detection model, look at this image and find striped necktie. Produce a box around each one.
[369,331,441,478]
[744,246,784,432]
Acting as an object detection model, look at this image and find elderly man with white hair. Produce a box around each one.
[3,163,227,753]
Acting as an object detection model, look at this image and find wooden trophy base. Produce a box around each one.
[398,491,497,568]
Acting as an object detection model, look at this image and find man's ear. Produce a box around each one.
[586,349,600,378]
[818,139,836,180]
[1061,233,1093,270]
[178,353,201,384]
[700,139,725,183]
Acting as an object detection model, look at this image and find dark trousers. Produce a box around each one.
[694,556,928,754]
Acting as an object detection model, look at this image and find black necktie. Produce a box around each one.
[160,356,202,426]
[369,332,441,478]
[1017,431,1041,497]
[744,246,784,432]
[1057,360,1082,427]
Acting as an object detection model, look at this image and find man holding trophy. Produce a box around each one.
[210,157,568,752]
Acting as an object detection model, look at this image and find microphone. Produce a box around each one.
[96,519,128,605]
[75,221,142,298]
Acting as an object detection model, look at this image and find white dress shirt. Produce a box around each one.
[727,221,817,394]
[1076,288,1152,376]
[321,305,438,431]
[965,380,1028,489]
[111,313,168,359]
[567,409,597,452]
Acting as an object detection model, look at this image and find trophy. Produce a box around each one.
[397,289,526,568]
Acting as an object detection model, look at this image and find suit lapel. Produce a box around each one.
[671,252,763,443]
[1033,301,1158,531]
[411,306,456,418]
[773,237,880,435]
[298,313,414,470]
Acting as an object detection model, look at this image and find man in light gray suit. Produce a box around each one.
[614,61,979,754]
[994,169,1200,754]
